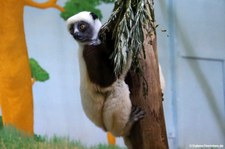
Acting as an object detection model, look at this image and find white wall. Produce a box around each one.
[156,0,225,148]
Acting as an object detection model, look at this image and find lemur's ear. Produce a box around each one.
[90,12,98,20]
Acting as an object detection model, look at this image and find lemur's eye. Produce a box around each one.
[79,24,86,32]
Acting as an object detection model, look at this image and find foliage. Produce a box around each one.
[29,58,50,82]
[0,126,124,149]
[102,0,155,75]
[60,0,114,20]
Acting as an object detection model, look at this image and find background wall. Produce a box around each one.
[156,0,225,148]
[0,0,224,148]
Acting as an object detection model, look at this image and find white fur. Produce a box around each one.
[67,11,102,41]
[159,64,165,93]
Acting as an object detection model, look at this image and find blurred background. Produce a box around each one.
[1,0,224,148]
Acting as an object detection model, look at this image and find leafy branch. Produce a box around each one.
[101,0,156,75]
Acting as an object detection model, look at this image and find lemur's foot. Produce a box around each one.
[130,106,145,122]
[122,106,145,137]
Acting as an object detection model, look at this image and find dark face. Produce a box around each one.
[69,21,94,43]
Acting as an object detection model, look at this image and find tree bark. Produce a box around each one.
[125,27,169,149]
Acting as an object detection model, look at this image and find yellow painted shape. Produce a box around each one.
[107,132,116,145]
[31,78,36,85]
[0,0,34,134]
[25,0,64,12]
[0,0,63,135]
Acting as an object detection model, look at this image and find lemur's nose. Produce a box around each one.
[73,32,82,40]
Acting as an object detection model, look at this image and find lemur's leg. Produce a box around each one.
[103,80,145,137]
[103,80,132,137]
[123,106,145,149]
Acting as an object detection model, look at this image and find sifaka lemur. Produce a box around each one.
[67,11,165,148]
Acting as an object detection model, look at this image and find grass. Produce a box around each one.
[0,125,125,149]
[0,116,2,129]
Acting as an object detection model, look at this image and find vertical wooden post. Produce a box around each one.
[100,0,169,147]
[125,27,169,149]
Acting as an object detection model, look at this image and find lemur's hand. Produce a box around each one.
[99,23,110,42]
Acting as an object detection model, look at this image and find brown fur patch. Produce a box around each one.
[83,42,116,87]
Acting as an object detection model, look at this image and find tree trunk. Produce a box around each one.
[101,0,169,147]
[125,25,169,149]
[0,0,63,135]
[0,0,34,134]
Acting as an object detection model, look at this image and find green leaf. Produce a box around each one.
[60,0,114,20]
[29,58,50,82]
[101,0,114,3]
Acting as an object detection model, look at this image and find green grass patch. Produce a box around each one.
[0,126,125,149]
[0,116,2,129]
